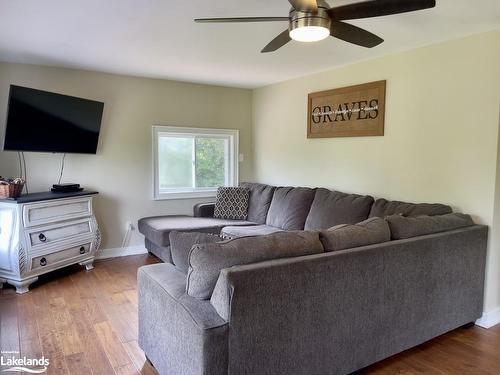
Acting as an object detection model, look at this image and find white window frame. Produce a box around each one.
[152,125,239,200]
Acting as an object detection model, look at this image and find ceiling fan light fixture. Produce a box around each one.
[195,0,436,52]
[289,25,330,42]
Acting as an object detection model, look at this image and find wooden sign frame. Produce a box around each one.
[307,80,386,138]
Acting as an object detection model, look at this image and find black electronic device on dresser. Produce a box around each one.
[51,183,83,193]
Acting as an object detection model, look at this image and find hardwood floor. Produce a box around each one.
[0,255,160,375]
[1,254,499,375]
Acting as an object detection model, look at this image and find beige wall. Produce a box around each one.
[252,29,500,313]
[490,108,500,314]
[0,63,253,249]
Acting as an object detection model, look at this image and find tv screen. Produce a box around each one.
[2,85,104,154]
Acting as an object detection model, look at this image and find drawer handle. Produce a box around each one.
[38,233,47,242]
[79,246,86,254]
[40,257,47,267]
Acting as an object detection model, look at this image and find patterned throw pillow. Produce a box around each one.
[213,187,250,220]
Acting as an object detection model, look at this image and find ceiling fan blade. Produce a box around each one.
[261,29,291,53]
[195,17,289,23]
[330,21,384,48]
[289,0,318,13]
[328,0,436,20]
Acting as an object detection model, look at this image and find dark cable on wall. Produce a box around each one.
[17,152,23,179]
[22,152,29,194]
[58,153,66,185]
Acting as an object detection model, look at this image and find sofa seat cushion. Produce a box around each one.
[138,263,226,327]
[240,182,276,224]
[369,198,452,218]
[221,225,283,239]
[320,217,391,252]
[170,231,222,273]
[305,188,374,230]
[138,215,256,247]
[186,231,324,299]
[266,187,316,230]
[387,213,474,240]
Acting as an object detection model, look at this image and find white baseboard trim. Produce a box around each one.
[475,307,500,329]
[96,245,148,260]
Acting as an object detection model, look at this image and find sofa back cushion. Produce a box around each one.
[266,187,316,230]
[320,217,391,252]
[305,188,374,230]
[386,213,474,240]
[240,182,276,224]
[169,231,222,273]
[186,231,324,299]
[369,198,452,218]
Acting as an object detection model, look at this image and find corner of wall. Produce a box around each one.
[483,104,500,321]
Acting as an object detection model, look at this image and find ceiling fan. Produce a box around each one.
[195,0,436,53]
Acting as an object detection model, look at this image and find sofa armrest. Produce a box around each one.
[210,269,233,321]
[215,225,488,375]
[138,264,228,375]
[194,203,215,218]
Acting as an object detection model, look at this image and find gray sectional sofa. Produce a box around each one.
[138,183,383,262]
[137,182,488,375]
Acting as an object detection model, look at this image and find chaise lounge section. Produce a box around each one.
[138,182,277,261]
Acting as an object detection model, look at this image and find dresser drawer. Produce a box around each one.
[23,197,92,227]
[31,243,91,271]
[27,218,94,249]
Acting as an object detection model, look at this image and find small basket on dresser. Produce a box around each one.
[0,178,25,199]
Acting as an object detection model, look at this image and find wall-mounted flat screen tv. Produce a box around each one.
[2,85,104,154]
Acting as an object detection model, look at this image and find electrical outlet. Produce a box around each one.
[239,153,244,162]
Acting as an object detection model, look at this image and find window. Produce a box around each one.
[153,126,239,200]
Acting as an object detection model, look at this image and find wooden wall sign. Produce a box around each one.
[307,80,386,138]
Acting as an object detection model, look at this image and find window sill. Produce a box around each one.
[153,191,217,201]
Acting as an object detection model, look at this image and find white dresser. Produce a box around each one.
[0,191,100,293]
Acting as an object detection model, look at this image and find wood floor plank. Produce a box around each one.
[64,353,93,375]
[50,296,84,356]
[123,340,159,375]
[401,346,471,375]
[20,338,44,363]
[94,320,132,369]
[93,265,124,295]
[489,323,500,335]
[0,296,20,372]
[115,363,140,375]
[16,293,39,342]
[432,337,500,374]
[31,287,70,375]
[68,271,108,324]
[1,254,499,375]
[67,306,116,375]
[123,290,138,308]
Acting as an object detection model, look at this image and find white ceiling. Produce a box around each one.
[0,0,499,88]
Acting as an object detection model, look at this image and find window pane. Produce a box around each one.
[195,137,226,188]
[158,136,193,190]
